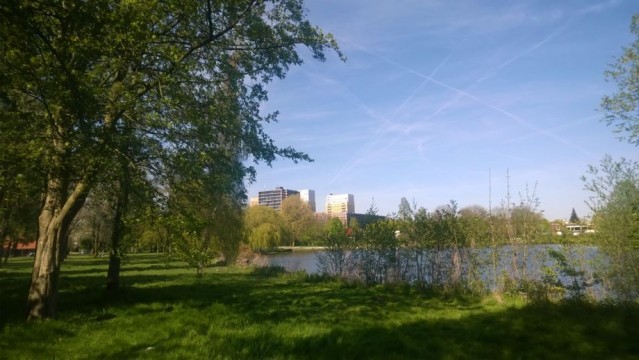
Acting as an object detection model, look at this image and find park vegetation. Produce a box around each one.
[1,2,639,358]
[0,0,342,319]
[2,254,638,359]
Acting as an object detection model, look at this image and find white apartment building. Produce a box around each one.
[299,189,316,212]
[326,193,354,221]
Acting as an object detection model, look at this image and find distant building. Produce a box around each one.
[2,240,36,257]
[249,197,259,207]
[299,189,316,212]
[565,224,595,236]
[258,187,299,211]
[346,213,386,228]
[326,193,355,223]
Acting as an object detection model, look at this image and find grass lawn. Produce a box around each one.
[1,254,638,359]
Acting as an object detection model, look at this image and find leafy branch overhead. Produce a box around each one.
[0,0,342,319]
[601,14,639,146]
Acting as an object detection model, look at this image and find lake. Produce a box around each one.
[265,244,606,298]
[266,249,323,274]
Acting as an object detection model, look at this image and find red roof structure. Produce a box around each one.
[2,240,36,256]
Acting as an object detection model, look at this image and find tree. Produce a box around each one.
[459,205,491,247]
[105,162,157,293]
[366,198,379,216]
[162,131,247,275]
[245,206,290,251]
[1,0,342,319]
[167,190,244,277]
[357,219,401,284]
[397,197,413,221]
[280,195,316,246]
[601,14,639,145]
[595,13,639,297]
[316,217,350,277]
[510,204,547,242]
[325,217,346,238]
[0,99,43,265]
[569,208,580,224]
[582,155,639,299]
[69,195,112,257]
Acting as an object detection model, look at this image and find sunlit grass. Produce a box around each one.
[1,254,638,359]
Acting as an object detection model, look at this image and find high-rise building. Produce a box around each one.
[258,187,299,211]
[326,193,354,223]
[299,189,316,212]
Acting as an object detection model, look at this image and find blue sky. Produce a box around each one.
[246,0,639,221]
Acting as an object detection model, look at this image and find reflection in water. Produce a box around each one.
[266,251,321,274]
[266,245,605,299]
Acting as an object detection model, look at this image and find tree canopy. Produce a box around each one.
[0,0,341,319]
[582,155,639,299]
[245,205,290,251]
[601,14,639,146]
[569,208,580,224]
[280,195,315,246]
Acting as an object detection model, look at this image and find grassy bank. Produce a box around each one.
[1,254,637,359]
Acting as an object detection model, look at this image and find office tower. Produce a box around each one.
[258,187,299,211]
[299,189,316,212]
[326,193,355,224]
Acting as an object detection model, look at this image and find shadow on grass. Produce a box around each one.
[0,255,187,326]
[279,303,637,359]
[2,254,638,359]
[58,301,639,360]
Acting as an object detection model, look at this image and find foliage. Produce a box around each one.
[397,197,413,221]
[69,196,113,256]
[1,254,639,359]
[569,208,580,224]
[244,206,290,251]
[337,200,486,292]
[166,178,244,276]
[510,204,548,241]
[316,218,352,278]
[546,247,597,301]
[582,155,639,300]
[354,219,404,285]
[365,198,379,215]
[0,0,342,318]
[280,195,316,246]
[601,14,639,145]
[459,205,491,247]
[250,264,287,277]
[0,101,43,264]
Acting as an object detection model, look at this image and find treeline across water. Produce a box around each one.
[314,199,638,304]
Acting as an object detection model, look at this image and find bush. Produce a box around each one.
[251,265,287,277]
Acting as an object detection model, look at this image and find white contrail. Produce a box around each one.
[326,6,603,185]
[476,23,569,83]
[357,40,596,158]
[326,50,455,186]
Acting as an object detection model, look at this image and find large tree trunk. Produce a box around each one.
[106,164,130,295]
[0,213,8,267]
[26,177,89,320]
[3,239,14,264]
[92,219,101,257]
[92,215,103,258]
[106,197,124,294]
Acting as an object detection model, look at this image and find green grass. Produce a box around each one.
[1,254,638,359]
